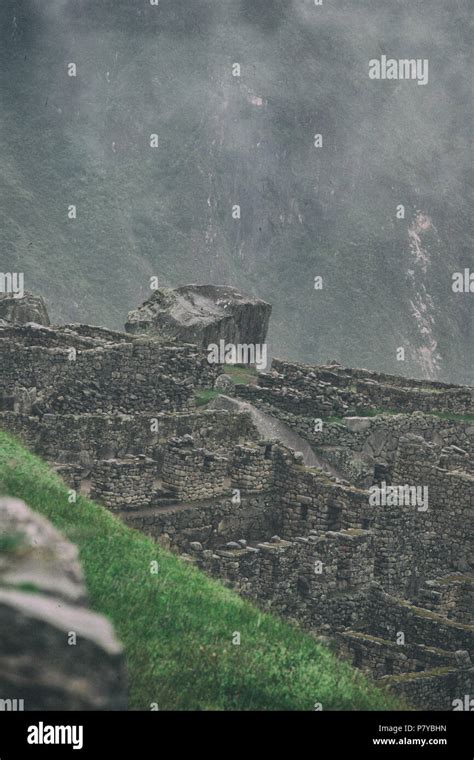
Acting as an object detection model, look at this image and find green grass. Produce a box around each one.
[195,365,258,406]
[426,411,474,423]
[195,389,220,407]
[0,431,399,711]
[224,364,259,386]
[0,532,23,554]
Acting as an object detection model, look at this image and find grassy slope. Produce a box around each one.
[0,431,398,711]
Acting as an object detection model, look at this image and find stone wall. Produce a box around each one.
[418,576,473,625]
[90,457,156,510]
[271,360,469,392]
[189,528,374,630]
[272,445,370,538]
[267,437,471,597]
[121,492,276,552]
[0,337,218,414]
[354,380,473,415]
[377,668,472,712]
[271,359,474,414]
[391,435,473,576]
[338,630,459,679]
[0,322,107,350]
[231,401,473,485]
[235,377,353,417]
[231,443,274,493]
[161,436,228,501]
[272,444,404,595]
[0,409,257,473]
[270,409,471,464]
[1,313,472,710]
[366,587,474,656]
[236,358,474,418]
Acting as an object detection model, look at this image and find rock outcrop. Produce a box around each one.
[125,284,272,348]
[0,292,50,326]
[0,497,127,710]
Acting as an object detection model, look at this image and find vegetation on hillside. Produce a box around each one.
[0,1,471,383]
[0,431,399,711]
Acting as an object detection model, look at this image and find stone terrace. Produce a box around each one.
[1,319,472,710]
[236,358,474,417]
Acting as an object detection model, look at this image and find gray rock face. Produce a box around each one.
[344,417,372,433]
[0,497,127,710]
[0,497,85,604]
[0,292,50,326]
[125,284,272,348]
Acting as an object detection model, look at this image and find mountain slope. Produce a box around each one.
[0,0,472,382]
[0,430,398,710]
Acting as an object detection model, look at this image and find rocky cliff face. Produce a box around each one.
[0,497,127,710]
[125,284,272,348]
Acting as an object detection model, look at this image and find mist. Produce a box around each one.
[0,0,471,382]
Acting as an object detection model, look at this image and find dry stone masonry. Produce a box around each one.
[0,294,472,710]
[161,436,228,501]
[237,358,473,418]
[231,443,274,493]
[90,456,156,510]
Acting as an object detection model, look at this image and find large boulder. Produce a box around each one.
[0,497,127,710]
[125,284,271,348]
[0,292,50,326]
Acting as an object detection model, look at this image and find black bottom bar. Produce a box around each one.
[0,711,471,758]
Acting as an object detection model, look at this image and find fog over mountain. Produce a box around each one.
[1,0,472,382]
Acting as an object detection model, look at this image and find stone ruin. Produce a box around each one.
[91,456,156,510]
[0,292,472,710]
[161,435,228,501]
